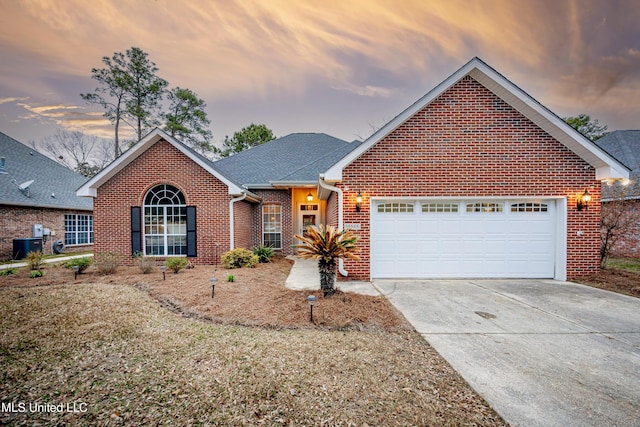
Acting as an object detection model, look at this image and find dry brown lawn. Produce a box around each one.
[0,257,506,426]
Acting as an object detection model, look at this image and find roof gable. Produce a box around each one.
[324,57,629,182]
[76,128,243,197]
[0,132,92,210]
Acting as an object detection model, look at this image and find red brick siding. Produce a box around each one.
[326,192,338,227]
[94,140,231,265]
[233,200,253,252]
[250,190,293,255]
[338,76,600,280]
[606,200,640,258]
[1,206,92,259]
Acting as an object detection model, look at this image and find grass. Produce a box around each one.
[0,251,93,266]
[0,283,504,426]
[605,257,640,273]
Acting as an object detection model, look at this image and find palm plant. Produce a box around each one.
[294,224,360,297]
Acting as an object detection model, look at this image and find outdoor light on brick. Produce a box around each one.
[355,192,363,212]
[307,192,313,202]
[576,189,591,211]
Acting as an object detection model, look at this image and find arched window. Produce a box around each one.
[143,184,187,256]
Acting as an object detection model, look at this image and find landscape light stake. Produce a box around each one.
[307,295,317,323]
[210,277,218,299]
[160,265,166,280]
[72,265,79,280]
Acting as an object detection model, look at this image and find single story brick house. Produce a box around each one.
[595,130,640,257]
[78,58,629,281]
[1,132,94,259]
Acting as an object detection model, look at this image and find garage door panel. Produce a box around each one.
[371,199,556,279]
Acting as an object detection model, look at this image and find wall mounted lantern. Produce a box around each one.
[355,192,363,212]
[576,189,591,211]
[307,192,313,202]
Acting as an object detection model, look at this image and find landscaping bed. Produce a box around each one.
[0,257,506,426]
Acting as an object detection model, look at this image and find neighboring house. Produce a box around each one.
[77,58,629,281]
[595,130,640,257]
[0,132,93,259]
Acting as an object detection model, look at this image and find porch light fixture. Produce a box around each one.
[307,192,313,202]
[210,277,218,299]
[576,189,591,211]
[355,192,363,212]
[307,295,317,323]
[160,265,166,280]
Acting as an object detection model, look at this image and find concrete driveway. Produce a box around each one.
[374,279,640,427]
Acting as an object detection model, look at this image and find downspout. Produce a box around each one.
[229,192,248,250]
[318,176,349,277]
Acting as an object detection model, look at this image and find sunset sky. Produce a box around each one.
[1,0,639,150]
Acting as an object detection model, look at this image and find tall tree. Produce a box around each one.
[122,47,168,141]
[81,53,129,158]
[564,114,608,141]
[34,129,112,178]
[216,123,275,157]
[82,47,167,156]
[163,87,213,155]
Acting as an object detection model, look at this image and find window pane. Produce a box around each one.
[262,205,282,249]
[143,185,187,256]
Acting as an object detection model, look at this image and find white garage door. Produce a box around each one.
[371,199,556,278]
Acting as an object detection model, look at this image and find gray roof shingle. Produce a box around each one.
[0,132,92,210]
[595,130,640,199]
[213,133,360,187]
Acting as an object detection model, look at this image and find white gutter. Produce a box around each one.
[318,175,348,277]
[229,192,248,250]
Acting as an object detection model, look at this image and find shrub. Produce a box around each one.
[134,255,156,274]
[221,248,259,269]
[63,257,93,273]
[165,257,188,273]
[25,251,43,270]
[95,252,121,275]
[227,274,235,282]
[0,268,17,276]
[29,270,44,278]
[252,245,275,263]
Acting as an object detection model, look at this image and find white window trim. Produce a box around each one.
[143,185,187,257]
[64,214,94,246]
[262,204,283,250]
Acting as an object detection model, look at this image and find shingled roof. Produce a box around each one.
[595,130,640,199]
[213,133,361,188]
[0,132,92,210]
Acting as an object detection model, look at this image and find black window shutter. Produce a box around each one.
[131,206,142,256]
[186,206,197,257]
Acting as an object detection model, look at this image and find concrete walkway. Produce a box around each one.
[285,256,380,296]
[375,279,640,427]
[0,253,93,270]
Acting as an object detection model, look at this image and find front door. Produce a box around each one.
[298,203,319,238]
[302,214,316,237]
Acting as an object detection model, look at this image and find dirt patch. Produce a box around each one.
[571,268,640,298]
[0,256,411,332]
